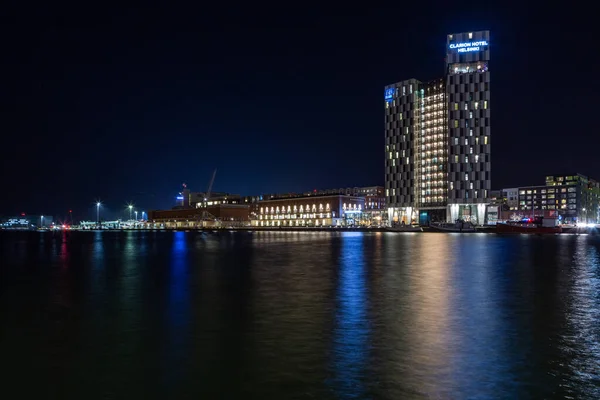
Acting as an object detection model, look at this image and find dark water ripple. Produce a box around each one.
[0,231,599,399]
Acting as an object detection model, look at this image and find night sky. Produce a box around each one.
[2,3,598,221]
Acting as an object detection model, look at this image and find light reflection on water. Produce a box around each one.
[0,231,599,399]
[330,233,369,398]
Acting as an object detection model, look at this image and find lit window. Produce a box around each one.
[464,156,468,163]
[464,103,468,111]
[484,136,488,145]
[409,84,413,93]
[399,113,402,120]
[260,207,263,214]
[454,120,458,128]
[474,102,479,109]
[454,103,458,110]
[465,138,468,145]
[455,155,458,162]
[469,111,473,118]
[405,158,409,164]
[392,189,396,196]
[475,155,479,163]
[389,152,392,159]
[484,101,488,109]
[468,32,473,39]
[392,159,396,167]
[475,137,479,144]
[450,182,454,190]
[454,137,458,145]
[386,102,389,109]
[470,129,473,136]
[470,182,473,190]
[470,147,473,154]
[465,173,469,181]
[402,86,406,95]
[395,151,399,158]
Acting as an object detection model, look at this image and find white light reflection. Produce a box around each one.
[556,236,600,398]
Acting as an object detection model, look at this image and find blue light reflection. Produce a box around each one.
[330,232,370,398]
[164,231,190,386]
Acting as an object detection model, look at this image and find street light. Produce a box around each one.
[41,215,44,227]
[128,204,133,220]
[141,211,145,221]
[135,210,138,221]
[96,202,101,224]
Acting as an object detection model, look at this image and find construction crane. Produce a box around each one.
[197,169,218,222]
[205,168,217,200]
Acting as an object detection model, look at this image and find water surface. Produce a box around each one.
[1,231,599,399]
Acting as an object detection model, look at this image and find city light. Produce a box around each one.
[96,201,101,224]
[384,88,396,102]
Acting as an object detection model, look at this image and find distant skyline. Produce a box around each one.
[2,3,599,218]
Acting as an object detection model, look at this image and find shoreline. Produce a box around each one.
[1,226,596,234]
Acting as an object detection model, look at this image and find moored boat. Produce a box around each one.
[387,226,424,232]
[496,217,562,234]
[429,220,477,233]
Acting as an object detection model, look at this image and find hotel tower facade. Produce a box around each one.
[384,30,491,225]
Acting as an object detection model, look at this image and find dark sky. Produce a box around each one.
[2,2,599,221]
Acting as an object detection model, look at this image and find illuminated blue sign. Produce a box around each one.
[449,40,488,53]
[384,88,396,102]
[176,196,184,200]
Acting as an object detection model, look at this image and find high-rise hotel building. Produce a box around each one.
[385,31,491,225]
